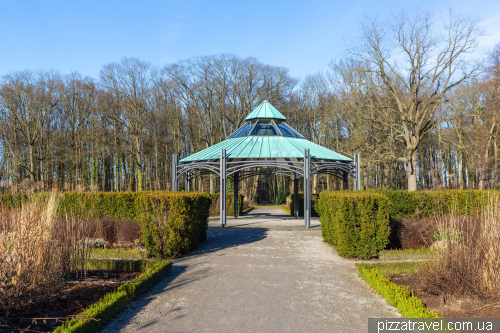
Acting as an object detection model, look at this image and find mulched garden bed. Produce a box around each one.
[0,270,140,332]
[388,274,500,318]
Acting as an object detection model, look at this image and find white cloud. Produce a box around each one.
[478,13,500,51]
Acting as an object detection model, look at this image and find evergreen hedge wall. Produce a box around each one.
[0,191,243,258]
[207,193,244,216]
[287,193,320,216]
[370,189,499,218]
[0,191,244,218]
[138,192,212,258]
[316,191,392,259]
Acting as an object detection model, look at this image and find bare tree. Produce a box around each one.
[347,9,482,190]
[100,58,155,191]
[0,70,60,182]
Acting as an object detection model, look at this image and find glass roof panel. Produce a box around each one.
[227,123,253,138]
[251,123,278,136]
[228,121,304,138]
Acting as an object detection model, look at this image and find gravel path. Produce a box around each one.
[103,207,398,333]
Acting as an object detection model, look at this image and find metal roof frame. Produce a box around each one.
[171,101,362,228]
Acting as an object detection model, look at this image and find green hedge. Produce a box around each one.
[356,264,439,318]
[0,191,213,259]
[371,189,499,218]
[317,192,391,259]
[53,259,171,333]
[287,193,319,216]
[0,191,243,218]
[87,259,157,272]
[207,193,244,216]
[138,192,212,258]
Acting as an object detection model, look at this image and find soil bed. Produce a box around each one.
[0,270,140,332]
[388,274,500,318]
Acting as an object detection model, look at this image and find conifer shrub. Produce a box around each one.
[355,264,439,318]
[137,192,211,258]
[208,193,244,216]
[371,189,500,218]
[53,260,171,333]
[317,192,391,259]
[287,193,319,216]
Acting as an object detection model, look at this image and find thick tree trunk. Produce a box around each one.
[408,153,418,191]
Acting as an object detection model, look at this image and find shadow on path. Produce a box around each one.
[175,227,268,261]
[103,227,268,332]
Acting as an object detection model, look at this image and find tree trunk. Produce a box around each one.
[408,153,418,191]
[29,144,36,181]
[384,163,391,189]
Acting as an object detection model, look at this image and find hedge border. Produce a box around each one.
[86,259,157,273]
[355,263,439,318]
[241,206,255,214]
[279,205,291,214]
[287,193,319,216]
[0,191,243,219]
[317,191,391,259]
[53,259,172,333]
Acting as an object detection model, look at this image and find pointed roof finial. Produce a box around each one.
[245,100,286,121]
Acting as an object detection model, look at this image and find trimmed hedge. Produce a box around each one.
[356,264,439,318]
[287,193,319,216]
[371,189,500,218]
[3,189,498,220]
[87,259,157,272]
[317,192,391,259]
[207,193,244,216]
[138,192,212,258]
[0,191,214,259]
[53,259,171,333]
[0,191,243,218]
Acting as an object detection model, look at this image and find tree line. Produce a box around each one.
[0,10,499,197]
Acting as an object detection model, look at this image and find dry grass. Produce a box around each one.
[0,192,96,312]
[416,195,500,299]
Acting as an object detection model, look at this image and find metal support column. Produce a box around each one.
[304,149,311,228]
[172,154,178,192]
[185,171,190,192]
[233,172,239,218]
[293,173,299,218]
[342,170,348,190]
[220,149,227,227]
[354,153,361,190]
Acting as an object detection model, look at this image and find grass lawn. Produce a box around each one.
[90,248,149,260]
[356,261,422,275]
[378,248,436,261]
[279,205,291,214]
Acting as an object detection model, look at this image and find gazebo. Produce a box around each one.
[172,101,361,228]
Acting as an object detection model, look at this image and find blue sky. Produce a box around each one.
[1,0,499,81]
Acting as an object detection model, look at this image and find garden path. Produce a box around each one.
[102,207,398,333]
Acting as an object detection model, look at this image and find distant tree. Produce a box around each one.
[347,9,482,190]
[100,58,155,191]
[0,70,60,182]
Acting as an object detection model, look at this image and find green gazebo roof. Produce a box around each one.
[245,100,286,121]
[180,136,351,162]
[179,101,352,163]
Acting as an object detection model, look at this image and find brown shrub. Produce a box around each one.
[415,197,500,299]
[116,219,141,244]
[95,216,117,244]
[0,193,95,313]
[388,217,435,249]
[92,217,142,248]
